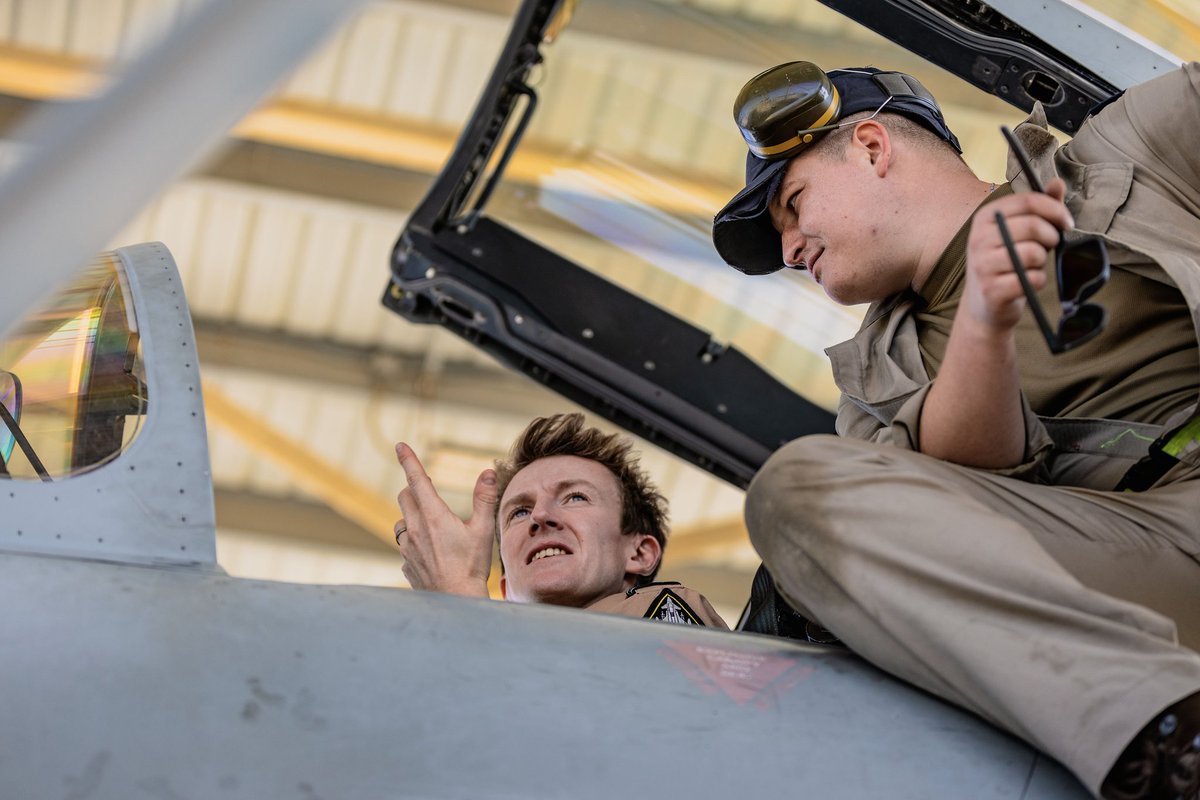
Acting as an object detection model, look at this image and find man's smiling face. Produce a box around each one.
[767,122,917,306]
[497,455,656,607]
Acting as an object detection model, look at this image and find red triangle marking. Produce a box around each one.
[661,641,816,706]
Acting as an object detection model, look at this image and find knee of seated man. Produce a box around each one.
[746,434,846,556]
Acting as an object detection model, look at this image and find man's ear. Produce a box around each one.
[850,119,892,176]
[626,533,662,579]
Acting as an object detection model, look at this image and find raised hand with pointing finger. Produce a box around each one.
[393,442,498,598]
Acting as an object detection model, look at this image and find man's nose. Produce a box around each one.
[782,227,806,269]
[529,503,560,532]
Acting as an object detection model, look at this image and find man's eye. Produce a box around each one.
[508,507,529,521]
[565,492,588,503]
[787,191,800,213]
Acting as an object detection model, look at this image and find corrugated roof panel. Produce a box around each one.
[578,55,664,164]
[642,451,709,529]
[206,367,400,509]
[242,377,322,497]
[431,444,506,502]
[947,105,1023,182]
[130,180,431,352]
[206,369,270,488]
[11,0,69,52]
[188,185,257,319]
[118,0,182,61]
[362,399,406,499]
[286,209,359,338]
[329,217,405,345]
[687,0,743,15]
[432,410,510,455]
[692,470,746,523]
[110,203,156,251]
[382,0,511,121]
[691,71,751,185]
[425,450,498,506]
[235,200,309,329]
[641,61,723,171]
[376,312,438,352]
[308,382,367,470]
[742,0,800,24]
[341,408,404,492]
[397,404,437,458]
[67,0,125,59]
[146,184,207,304]
[435,24,504,127]
[485,416,524,455]
[333,3,403,113]
[217,529,408,587]
[533,44,613,151]
[386,13,455,121]
[0,1,13,40]
[789,0,846,31]
[208,426,256,491]
[845,14,891,45]
[441,333,506,369]
[280,23,345,103]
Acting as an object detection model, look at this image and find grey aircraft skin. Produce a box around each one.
[0,0,1179,797]
[1,243,1088,797]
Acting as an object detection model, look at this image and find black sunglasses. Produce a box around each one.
[997,125,1110,355]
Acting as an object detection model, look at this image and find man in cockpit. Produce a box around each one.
[712,62,1200,798]
[393,412,727,628]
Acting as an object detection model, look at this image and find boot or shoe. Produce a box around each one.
[1101,690,1200,800]
[737,564,843,646]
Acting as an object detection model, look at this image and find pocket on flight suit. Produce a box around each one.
[1055,155,1132,235]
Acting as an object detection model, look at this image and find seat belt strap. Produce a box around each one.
[1115,414,1200,492]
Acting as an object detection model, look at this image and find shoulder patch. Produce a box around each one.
[644,588,705,626]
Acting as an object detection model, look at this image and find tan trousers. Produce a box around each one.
[745,434,1200,796]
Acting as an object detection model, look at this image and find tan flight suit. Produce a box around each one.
[588,581,728,629]
[745,63,1200,795]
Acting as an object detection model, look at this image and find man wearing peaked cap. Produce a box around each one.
[714,60,1200,799]
[393,413,726,629]
[714,63,961,278]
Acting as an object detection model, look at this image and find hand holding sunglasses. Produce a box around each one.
[995,126,1110,355]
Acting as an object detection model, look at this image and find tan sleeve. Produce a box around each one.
[587,584,729,630]
[1066,62,1200,196]
[888,381,1056,481]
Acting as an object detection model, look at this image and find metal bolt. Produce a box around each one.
[425,267,436,280]
[643,361,656,371]
[581,328,594,339]
[1159,713,1179,737]
[514,315,524,325]
[717,403,728,414]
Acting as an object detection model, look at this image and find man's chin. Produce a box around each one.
[507,571,581,607]
[821,279,856,306]
[824,284,874,308]
[510,572,608,609]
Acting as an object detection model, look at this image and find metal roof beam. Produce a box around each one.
[215,487,389,552]
[193,319,566,420]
